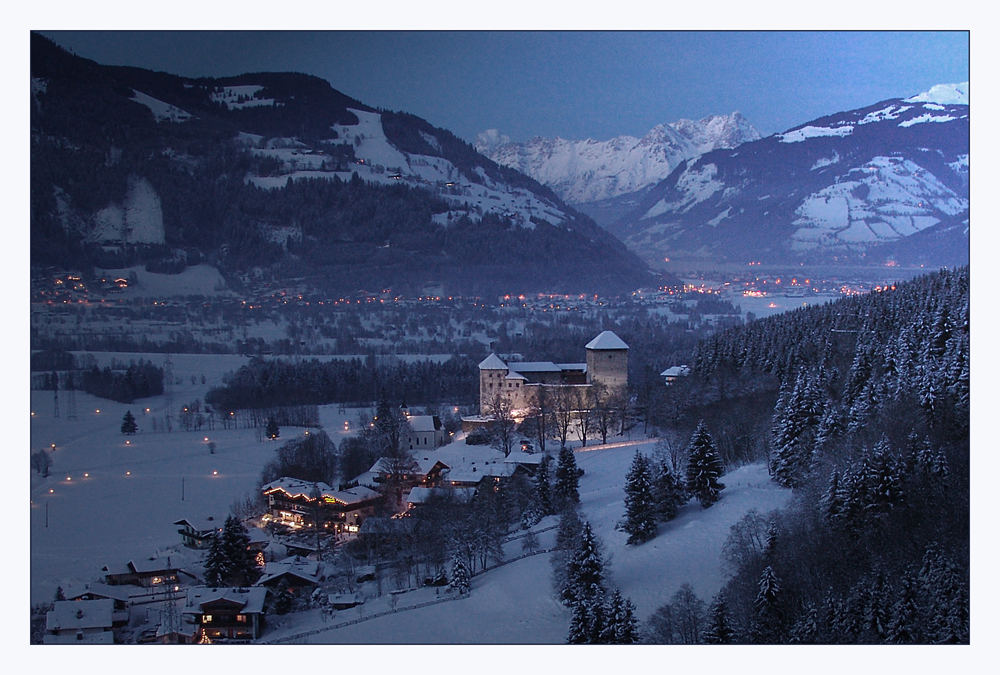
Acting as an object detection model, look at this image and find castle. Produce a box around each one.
[477,330,629,416]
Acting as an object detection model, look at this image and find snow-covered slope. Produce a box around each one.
[476,113,760,204]
[615,83,969,266]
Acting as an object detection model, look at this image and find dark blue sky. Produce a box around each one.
[39,30,968,143]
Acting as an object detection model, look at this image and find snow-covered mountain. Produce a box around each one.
[475,113,761,205]
[30,33,656,296]
[612,83,969,267]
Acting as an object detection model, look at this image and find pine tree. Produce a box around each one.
[535,453,553,516]
[750,565,783,643]
[553,446,580,512]
[886,573,923,644]
[265,417,280,440]
[685,421,725,508]
[562,521,605,609]
[567,601,591,644]
[702,595,736,644]
[620,451,657,544]
[220,515,255,586]
[204,532,226,587]
[121,409,138,435]
[770,370,823,487]
[651,455,687,522]
[615,594,639,644]
[450,554,471,595]
[787,604,819,644]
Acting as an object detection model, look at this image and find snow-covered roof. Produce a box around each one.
[254,556,323,586]
[47,599,114,632]
[129,556,179,574]
[407,414,441,433]
[585,330,629,350]
[262,477,336,497]
[660,365,691,378]
[478,353,508,370]
[62,583,131,603]
[504,451,545,466]
[508,361,562,372]
[173,516,222,534]
[263,477,379,505]
[183,586,267,615]
[556,362,587,371]
[506,370,528,380]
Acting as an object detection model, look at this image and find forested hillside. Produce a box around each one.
[646,267,969,643]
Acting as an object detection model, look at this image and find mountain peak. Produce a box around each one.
[476,113,760,204]
[904,82,969,106]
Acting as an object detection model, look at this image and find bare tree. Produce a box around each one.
[553,387,580,449]
[487,391,517,457]
[527,385,553,454]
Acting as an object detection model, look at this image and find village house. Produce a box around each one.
[173,516,223,549]
[182,586,268,643]
[402,414,446,450]
[261,477,382,533]
[254,555,325,595]
[62,583,132,627]
[45,599,116,644]
[474,330,629,417]
[405,486,476,510]
[102,556,197,589]
[352,455,450,491]
[661,364,692,386]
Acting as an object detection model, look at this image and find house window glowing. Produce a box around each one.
[237,615,246,623]
[203,615,213,623]
[151,576,164,585]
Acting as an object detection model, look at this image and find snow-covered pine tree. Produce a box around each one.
[553,445,580,512]
[562,521,605,609]
[885,572,923,644]
[535,452,553,516]
[787,603,819,644]
[567,601,591,644]
[204,532,226,587]
[651,455,687,522]
[701,594,736,644]
[220,515,255,585]
[619,451,657,544]
[615,593,639,644]
[750,565,783,643]
[771,370,824,488]
[918,543,969,643]
[861,438,905,518]
[685,421,725,508]
[450,554,471,595]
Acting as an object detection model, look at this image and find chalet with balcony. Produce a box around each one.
[173,516,223,549]
[262,477,382,533]
[183,586,268,643]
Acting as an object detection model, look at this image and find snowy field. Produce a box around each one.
[27,352,375,606]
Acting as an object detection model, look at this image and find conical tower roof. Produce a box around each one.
[478,353,508,370]
[585,330,629,350]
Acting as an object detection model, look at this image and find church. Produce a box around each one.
[477,330,629,416]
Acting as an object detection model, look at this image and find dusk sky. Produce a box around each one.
[38,30,968,143]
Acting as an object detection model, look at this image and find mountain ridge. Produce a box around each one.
[475,112,761,205]
[30,33,659,297]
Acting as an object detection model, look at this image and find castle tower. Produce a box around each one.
[478,353,509,415]
[585,331,629,391]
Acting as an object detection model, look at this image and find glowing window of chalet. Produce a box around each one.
[203,615,213,623]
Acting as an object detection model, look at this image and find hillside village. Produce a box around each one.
[31,332,685,645]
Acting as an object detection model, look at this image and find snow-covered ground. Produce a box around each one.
[28,347,792,642]
[260,439,791,643]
